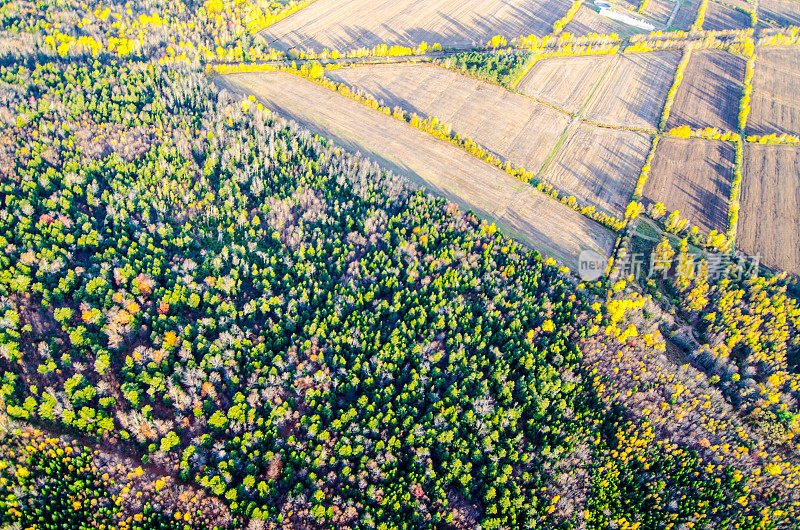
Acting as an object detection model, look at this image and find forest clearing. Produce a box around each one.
[217,71,617,268]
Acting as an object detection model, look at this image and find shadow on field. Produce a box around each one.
[702,4,751,32]
[666,51,744,131]
[266,0,572,51]
[615,52,677,127]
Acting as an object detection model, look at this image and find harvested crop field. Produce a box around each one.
[738,144,800,275]
[702,1,752,30]
[642,138,734,234]
[582,51,682,130]
[760,0,800,27]
[639,0,676,26]
[666,50,745,132]
[260,0,573,51]
[327,63,571,175]
[717,0,754,10]
[516,54,614,114]
[215,72,616,269]
[540,124,651,217]
[747,46,800,136]
[641,0,702,29]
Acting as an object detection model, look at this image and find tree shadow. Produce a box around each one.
[701,3,751,31]
[262,0,573,51]
[666,51,746,131]
[641,140,734,234]
[606,51,681,129]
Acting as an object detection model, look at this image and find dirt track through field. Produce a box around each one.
[260,0,572,51]
[216,72,616,269]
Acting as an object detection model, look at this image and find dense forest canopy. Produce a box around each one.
[1,1,800,529]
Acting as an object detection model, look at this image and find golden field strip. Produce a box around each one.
[260,0,573,51]
[738,144,800,275]
[216,72,617,269]
[748,46,800,137]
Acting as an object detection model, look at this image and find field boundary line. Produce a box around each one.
[738,46,756,131]
[631,134,661,201]
[726,136,743,247]
[658,47,692,131]
[253,0,319,36]
[581,119,657,135]
[745,133,800,146]
[535,117,578,180]
[551,0,584,36]
[694,0,711,32]
[727,42,755,249]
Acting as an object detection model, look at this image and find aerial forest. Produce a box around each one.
[1,1,800,529]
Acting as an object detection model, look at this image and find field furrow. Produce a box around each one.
[582,51,682,130]
[540,123,651,216]
[666,49,746,132]
[748,46,800,136]
[516,55,614,115]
